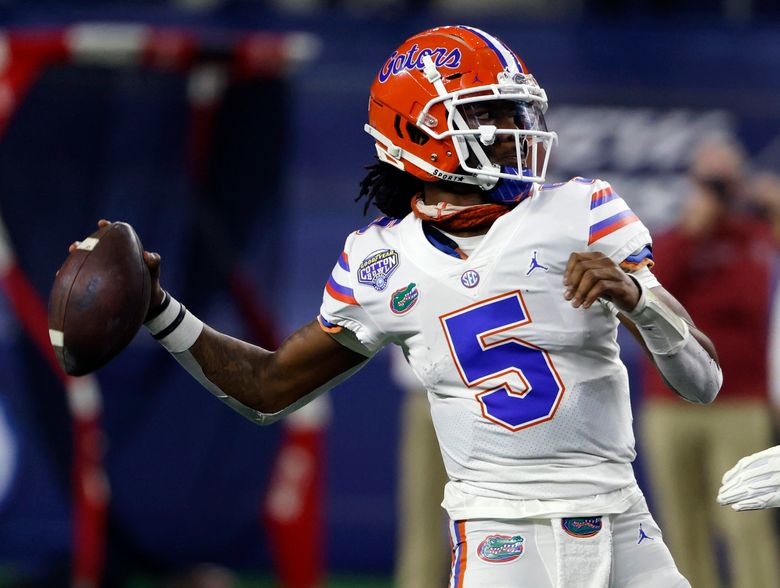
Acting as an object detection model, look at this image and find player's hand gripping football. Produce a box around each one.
[68,219,166,319]
[717,445,780,511]
[563,252,640,312]
[138,247,165,319]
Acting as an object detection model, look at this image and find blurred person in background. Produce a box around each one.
[389,346,449,588]
[717,173,780,509]
[640,137,780,588]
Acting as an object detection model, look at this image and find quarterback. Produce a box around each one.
[97,26,722,587]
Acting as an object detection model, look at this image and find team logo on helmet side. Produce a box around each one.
[358,249,399,291]
[497,69,529,85]
[378,45,462,83]
[477,534,525,563]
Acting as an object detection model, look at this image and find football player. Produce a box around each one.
[96,26,722,587]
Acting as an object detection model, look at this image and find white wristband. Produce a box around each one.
[624,278,690,356]
[144,292,204,353]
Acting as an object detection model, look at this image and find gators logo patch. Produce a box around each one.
[390,283,419,315]
[358,249,399,292]
[477,534,524,563]
[562,517,602,538]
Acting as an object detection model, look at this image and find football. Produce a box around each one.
[48,222,151,376]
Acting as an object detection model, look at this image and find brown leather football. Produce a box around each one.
[48,222,151,376]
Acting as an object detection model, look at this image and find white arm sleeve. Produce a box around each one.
[623,275,722,404]
[652,336,723,405]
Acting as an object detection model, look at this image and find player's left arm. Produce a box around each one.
[564,251,721,404]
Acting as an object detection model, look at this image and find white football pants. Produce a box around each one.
[448,497,689,588]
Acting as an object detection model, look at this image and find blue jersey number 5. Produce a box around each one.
[440,291,565,431]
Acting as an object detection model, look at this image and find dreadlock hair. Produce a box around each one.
[357,160,425,219]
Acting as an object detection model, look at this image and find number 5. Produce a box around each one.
[440,291,565,431]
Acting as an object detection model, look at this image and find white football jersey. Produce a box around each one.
[319,178,653,520]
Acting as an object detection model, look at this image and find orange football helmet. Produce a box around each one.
[365,25,557,202]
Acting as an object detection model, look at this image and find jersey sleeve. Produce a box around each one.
[620,245,654,272]
[318,234,387,357]
[586,180,653,266]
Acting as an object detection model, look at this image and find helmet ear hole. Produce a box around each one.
[393,115,405,139]
[405,123,429,146]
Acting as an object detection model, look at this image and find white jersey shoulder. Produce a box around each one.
[319,179,652,519]
[537,176,652,261]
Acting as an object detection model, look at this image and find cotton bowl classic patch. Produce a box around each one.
[477,534,525,563]
[562,517,602,538]
[358,249,399,291]
[390,283,419,315]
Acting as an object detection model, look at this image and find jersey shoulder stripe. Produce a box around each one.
[324,245,360,307]
[619,245,654,271]
[589,186,618,209]
[325,275,357,305]
[585,180,644,247]
[588,209,640,245]
[319,228,396,356]
[337,251,350,271]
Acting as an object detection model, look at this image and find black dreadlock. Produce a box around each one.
[356,160,425,219]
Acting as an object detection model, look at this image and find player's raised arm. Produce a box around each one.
[138,241,369,426]
[564,250,721,404]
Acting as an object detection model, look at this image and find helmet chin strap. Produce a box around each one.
[364,123,483,186]
[366,121,535,203]
[487,167,534,203]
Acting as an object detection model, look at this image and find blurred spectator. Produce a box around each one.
[715,173,780,512]
[640,137,780,588]
[762,173,780,416]
[389,346,449,588]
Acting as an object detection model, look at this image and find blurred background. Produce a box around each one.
[0,1,778,587]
